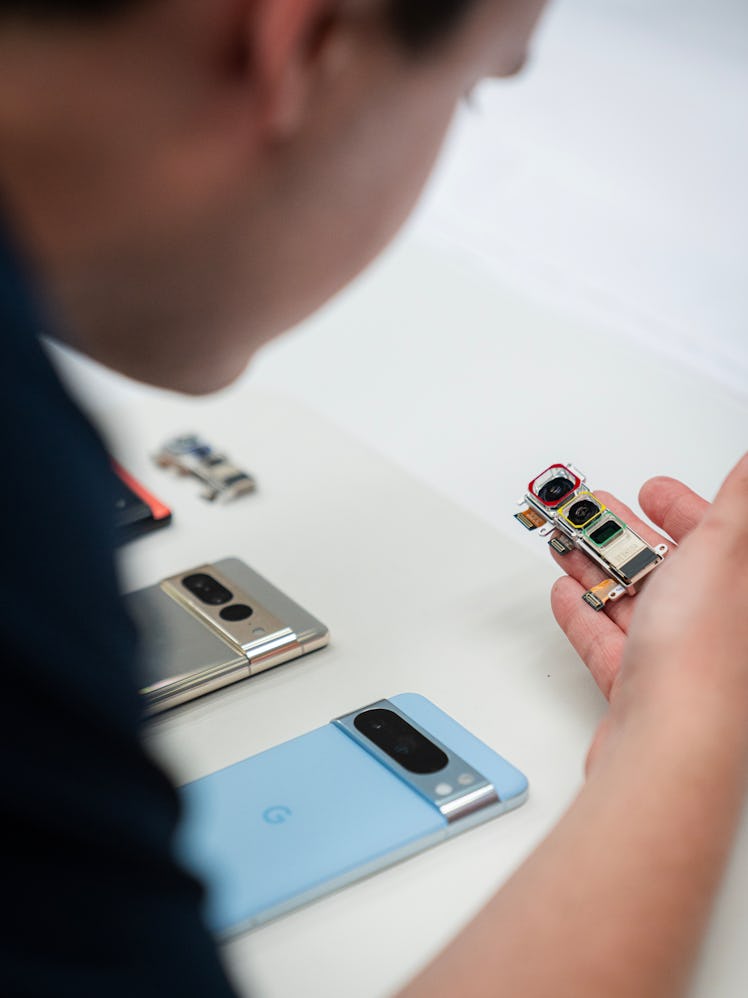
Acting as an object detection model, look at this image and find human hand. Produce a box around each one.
[550,454,748,767]
[549,473,708,700]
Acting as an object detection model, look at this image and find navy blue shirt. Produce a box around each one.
[0,223,237,996]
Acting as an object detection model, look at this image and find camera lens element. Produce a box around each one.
[589,520,622,546]
[220,603,253,621]
[567,498,601,527]
[182,573,233,606]
[537,476,574,505]
[354,709,448,774]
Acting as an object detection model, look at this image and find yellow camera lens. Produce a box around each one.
[559,492,604,529]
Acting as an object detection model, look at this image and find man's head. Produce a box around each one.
[0,0,546,392]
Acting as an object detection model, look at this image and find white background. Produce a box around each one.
[248,0,747,479]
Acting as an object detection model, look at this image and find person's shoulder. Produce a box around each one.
[0,219,139,728]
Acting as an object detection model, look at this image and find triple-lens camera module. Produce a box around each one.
[516,462,668,612]
[354,709,448,774]
[529,464,581,508]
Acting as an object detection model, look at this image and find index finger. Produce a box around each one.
[638,476,710,545]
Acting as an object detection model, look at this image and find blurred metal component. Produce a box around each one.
[154,434,256,502]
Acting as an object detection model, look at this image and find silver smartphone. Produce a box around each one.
[125,557,329,714]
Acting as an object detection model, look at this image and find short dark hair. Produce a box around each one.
[0,0,137,14]
[388,0,478,52]
[0,0,478,52]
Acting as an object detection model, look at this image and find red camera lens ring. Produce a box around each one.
[528,464,581,508]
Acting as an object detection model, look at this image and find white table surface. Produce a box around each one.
[111,389,594,998]
[55,231,747,996]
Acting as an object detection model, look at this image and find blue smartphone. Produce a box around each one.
[177,693,528,937]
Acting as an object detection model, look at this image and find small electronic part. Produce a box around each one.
[582,578,627,612]
[515,507,546,531]
[516,462,667,611]
[155,434,257,503]
[548,534,575,556]
[112,461,172,544]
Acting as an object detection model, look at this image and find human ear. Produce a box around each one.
[247,0,357,139]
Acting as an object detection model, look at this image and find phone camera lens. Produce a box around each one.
[590,519,621,545]
[354,709,448,774]
[219,604,253,622]
[537,476,574,505]
[567,498,601,527]
[182,573,233,606]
